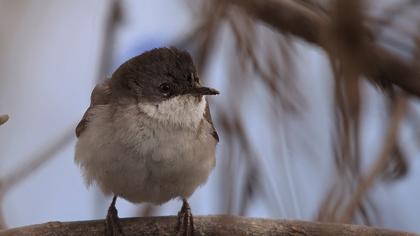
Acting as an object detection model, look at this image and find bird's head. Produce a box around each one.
[111,47,219,127]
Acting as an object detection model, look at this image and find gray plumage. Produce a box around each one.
[75,47,218,204]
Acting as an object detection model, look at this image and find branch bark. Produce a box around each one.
[227,0,420,98]
[0,215,417,236]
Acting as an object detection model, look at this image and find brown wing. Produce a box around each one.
[75,81,112,138]
[204,103,219,142]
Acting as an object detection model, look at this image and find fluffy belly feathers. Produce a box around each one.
[75,105,216,204]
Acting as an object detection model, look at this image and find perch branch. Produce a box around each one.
[0,215,417,236]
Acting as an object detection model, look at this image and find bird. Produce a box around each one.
[74,47,219,236]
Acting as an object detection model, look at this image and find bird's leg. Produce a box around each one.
[105,196,125,236]
[176,198,195,236]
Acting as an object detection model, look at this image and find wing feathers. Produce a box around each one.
[204,103,219,142]
[75,81,111,138]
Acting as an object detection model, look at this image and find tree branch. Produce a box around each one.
[227,0,420,98]
[0,128,74,193]
[340,95,408,222]
[0,115,8,126]
[0,215,417,236]
[0,127,74,229]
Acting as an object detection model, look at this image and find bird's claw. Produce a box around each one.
[176,199,194,236]
[105,196,125,236]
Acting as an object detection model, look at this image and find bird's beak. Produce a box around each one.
[183,86,219,96]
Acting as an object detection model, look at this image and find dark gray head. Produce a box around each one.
[110,47,218,104]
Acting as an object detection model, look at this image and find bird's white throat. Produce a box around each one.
[139,95,206,128]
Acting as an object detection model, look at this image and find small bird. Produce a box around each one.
[74,47,219,235]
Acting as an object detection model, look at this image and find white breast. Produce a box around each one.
[139,95,207,128]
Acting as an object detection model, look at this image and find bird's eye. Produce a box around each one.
[159,83,171,95]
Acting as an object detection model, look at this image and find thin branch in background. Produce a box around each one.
[317,0,367,223]
[225,8,304,217]
[407,35,420,146]
[181,0,264,216]
[95,0,123,82]
[232,117,262,216]
[216,108,237,214]
[296,0,328,14]
[370,0,420,33]
[0,115,8,126]
[227,0,420,98]
[367,0,420,60]
[315,0,412,224]
[278,121,302,218]
[316,181,345,221]
[0,205,4,230]
[216,108,263,215]
[340,95,408,223]
[0,127,75,229]
[0,128,74,193]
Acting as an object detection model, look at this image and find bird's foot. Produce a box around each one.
[176,199,195,236]
[105,196,125,236]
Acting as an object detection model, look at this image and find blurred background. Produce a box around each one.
[1,0,420,233]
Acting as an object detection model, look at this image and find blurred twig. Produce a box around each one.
[0,127,74,229]
[340,95,408,223]
[0,129,74,192]
[96,0,122,82]
[317,0,369,223]
[0,114,9,228]
[226,0,420,98]
[0,115,8,126]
